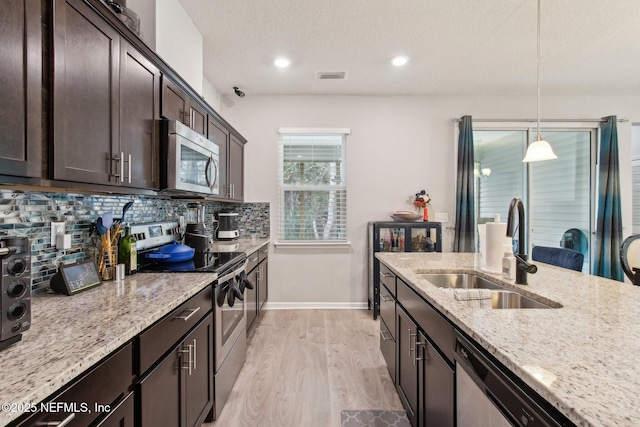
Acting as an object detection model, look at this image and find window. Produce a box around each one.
[473,125,596,272]
[278,128,349,243]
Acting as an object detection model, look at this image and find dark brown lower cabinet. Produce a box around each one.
[418,332,454,427]
[396,306,418,427]
[12,343,133,427]
[138,315,213,427]
[94,391,135,427]
[245,266,258,332]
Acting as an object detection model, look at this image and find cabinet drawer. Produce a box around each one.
[379,263,396,296]
[258,244,269,263]
[397,278,455,364]
[246,251,260,273]
[379,320,396,383]
[15,343,133,427]
[379,284,396,339]
[137,285,212,375]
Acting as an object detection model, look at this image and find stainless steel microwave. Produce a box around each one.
[161,120,220,197]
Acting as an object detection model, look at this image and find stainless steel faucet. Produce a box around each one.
[506,197,538,284]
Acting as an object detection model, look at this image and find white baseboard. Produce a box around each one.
[263,301,369,310]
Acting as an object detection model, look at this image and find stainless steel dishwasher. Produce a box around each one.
[454,333,563,427]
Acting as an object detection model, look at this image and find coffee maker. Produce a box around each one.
[184,203,212,251]
[216,212,239,240]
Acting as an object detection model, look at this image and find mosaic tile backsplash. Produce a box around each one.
[0,189,269,292]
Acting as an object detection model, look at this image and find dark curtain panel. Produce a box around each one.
[593,115,624,281]
[454,115,476,252]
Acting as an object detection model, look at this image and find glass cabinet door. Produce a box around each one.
[410,226,438,252]
[379,227,405,252]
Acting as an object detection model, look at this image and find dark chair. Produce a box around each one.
[531,246,584,272]
[620,234,640,284]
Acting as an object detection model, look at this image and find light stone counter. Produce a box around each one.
[0,272,216,426]
[376,252,640,427]
[210,237,270,257]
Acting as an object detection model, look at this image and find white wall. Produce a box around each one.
[125,0,156,49]
[220,95,639,307]
[155,0,203,94]
[202,78,222,113]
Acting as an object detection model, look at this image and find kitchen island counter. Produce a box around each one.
[376,252,640,427]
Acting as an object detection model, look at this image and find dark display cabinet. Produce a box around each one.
[368,221,442,319]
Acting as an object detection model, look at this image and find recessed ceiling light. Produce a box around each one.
[274,57,291,68]
[391,56,409,66]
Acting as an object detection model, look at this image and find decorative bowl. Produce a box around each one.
[391,211,423,221]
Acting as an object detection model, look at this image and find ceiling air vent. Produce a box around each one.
[316,71,347,80]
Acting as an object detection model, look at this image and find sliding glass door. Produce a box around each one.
[474,127,595,272]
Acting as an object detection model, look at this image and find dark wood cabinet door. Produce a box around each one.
[184,316,213,427]
[189,102,207,136]
[120,41,160,189]
[207,117,229,196]
[245,267,258,332]
[52,0,120,184]
[94,392,135,427]
[258,257,268,311]
[161,77,189,125]
[396,306,418,427]
[139,346,181,427]
[228,135,244,201]
[0,0,42,178]
[423,338,454,427]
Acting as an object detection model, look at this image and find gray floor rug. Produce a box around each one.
[341,410,410,427]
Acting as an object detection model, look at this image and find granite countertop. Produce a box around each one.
[376,252,640,427]
[210,237,270,256]
[0,238,270,426]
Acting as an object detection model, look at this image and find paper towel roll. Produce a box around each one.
[482,221,512,273]
[477,224,487,266]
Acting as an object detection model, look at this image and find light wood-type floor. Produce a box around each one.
[204,309,403,427]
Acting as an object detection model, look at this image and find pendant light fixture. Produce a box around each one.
[522,0,557,163]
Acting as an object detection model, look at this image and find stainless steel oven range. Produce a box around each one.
[133,221,250,420]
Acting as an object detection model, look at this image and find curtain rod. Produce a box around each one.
[452,118,629,123]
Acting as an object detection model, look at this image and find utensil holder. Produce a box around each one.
[96,245,118,280]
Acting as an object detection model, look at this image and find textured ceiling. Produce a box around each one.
[178,0,640,97]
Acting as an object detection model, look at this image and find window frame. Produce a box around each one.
[276,127,351,248]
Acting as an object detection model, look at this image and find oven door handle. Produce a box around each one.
[218,258,249,283]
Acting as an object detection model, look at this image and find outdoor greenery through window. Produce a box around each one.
[278,129,349,242]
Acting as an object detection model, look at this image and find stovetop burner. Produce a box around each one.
[137,251,246,273]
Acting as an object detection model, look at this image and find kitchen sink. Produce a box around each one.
[490,291,552,309]
[418,273,556,309]
[419,273,504,290]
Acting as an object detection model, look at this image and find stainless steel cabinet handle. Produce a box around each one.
[381,294,392,302]
[250,257,258,262]
[127,153,132,183]
[120,151,125,182]
[409,330,416,364]
[174,306,201,322]
[415,338,427,364]
[380,272,392,280]
[192,339,197,370]
[380,329,392,341]
[41,413,76,426]
[183,110,190,126]
[180,344,193,375]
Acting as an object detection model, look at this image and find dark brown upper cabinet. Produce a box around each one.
[119,41,160,190]
[207,116,229,198]
[162,77,207,136]
[0,0,42,178]
[52,0,160,190]
[228,134,244,202]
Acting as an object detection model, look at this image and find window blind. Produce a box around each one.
[278,130,348,242]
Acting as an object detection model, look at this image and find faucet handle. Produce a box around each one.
[514,254,538,274]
